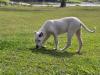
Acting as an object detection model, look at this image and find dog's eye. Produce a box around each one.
[39,32,43,37]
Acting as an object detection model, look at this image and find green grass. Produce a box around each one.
[69,0,82,3]
[0,6,100,75]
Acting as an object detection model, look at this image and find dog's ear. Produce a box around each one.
[39,32,43,37]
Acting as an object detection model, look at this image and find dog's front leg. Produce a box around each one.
[61,32,74,51]
[53,34,59,50]
[43,34,50,45]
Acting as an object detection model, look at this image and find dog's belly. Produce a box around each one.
[56,26,68,34]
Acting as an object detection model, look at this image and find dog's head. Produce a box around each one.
[35,31,44,48]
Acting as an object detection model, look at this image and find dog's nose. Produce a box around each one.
[36,45,39,48]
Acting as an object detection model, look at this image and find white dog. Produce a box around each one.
[35,17,95,53]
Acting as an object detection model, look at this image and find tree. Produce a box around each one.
[0,0,10,5]
[60,0,66,7]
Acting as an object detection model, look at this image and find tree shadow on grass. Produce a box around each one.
[29,47,77,58]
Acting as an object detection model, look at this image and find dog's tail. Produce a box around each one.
[80,22,95,33]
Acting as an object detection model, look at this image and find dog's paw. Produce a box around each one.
[44,45,47,48]
[42,46,46,48]
[60,48,64,51]
[53,48,57,50]
[76,51,81,55]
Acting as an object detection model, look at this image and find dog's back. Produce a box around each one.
[42,17,81,34]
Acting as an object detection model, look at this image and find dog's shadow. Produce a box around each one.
[29,47,78,58]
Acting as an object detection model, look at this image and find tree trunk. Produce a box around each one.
[60,0,66,7]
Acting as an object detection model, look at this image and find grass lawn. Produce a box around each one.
[0,6,100,75]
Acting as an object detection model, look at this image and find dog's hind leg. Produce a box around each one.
[76,29,83,54]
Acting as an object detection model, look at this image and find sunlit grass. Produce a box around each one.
[0,6,100,75]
